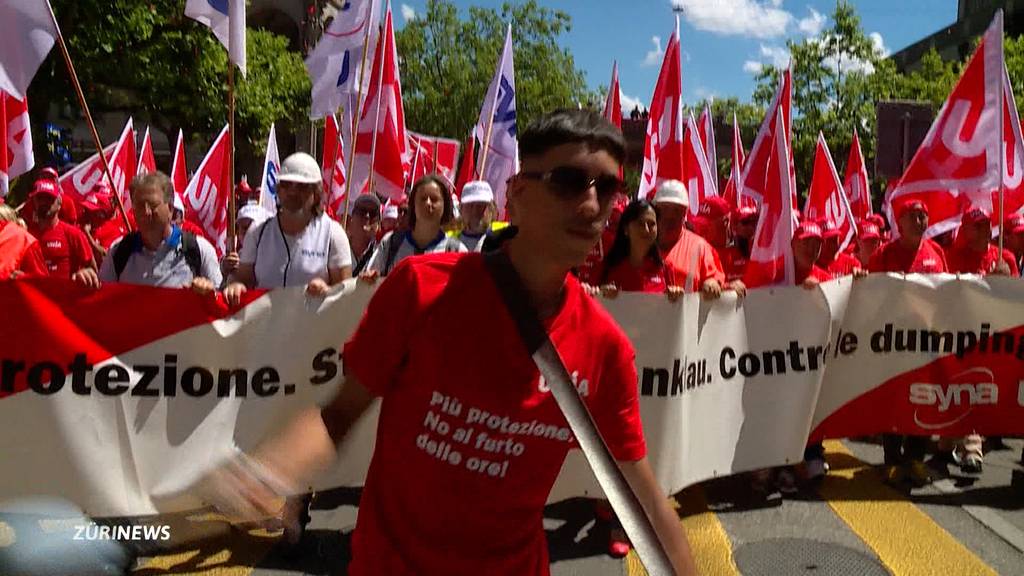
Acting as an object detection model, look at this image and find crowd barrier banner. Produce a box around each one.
[2,273,1023,517]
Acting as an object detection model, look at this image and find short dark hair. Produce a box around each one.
[407,174,454,229]
[130,171,174,205]
[518,109,626,165]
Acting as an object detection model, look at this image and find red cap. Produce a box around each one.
[29,179,60,199]
[866,213,885,228]
[858,222,881,241]
[734,205,759,222]
[795,221,823,240]
[236,180,252,194]
[962,206,992,225]
[80,190,112,213]
[1004,213,1024,235]
[895,199,929,221]
[39,167,59,182]
[699,196,731,220]
[819,220,842,239]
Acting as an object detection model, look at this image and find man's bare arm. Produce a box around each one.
[619,457,698,576]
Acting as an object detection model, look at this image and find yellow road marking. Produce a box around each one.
[820,440,997,576]
[132,520,279,575]
[626,486,739,576]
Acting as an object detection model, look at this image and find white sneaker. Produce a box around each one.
[804,458,829,481]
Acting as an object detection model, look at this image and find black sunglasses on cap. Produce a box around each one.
[518,166,625,200]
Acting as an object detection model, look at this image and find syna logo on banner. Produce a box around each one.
[909,367,999,430]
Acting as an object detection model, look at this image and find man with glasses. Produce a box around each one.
[346,194,382,275]
[193,109,698,576]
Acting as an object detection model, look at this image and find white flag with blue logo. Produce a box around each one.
[306,0,382,120]
[259,123,280,210]
[185,0,246,77]
[472,24,517,218]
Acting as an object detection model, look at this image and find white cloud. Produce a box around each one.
[818,33,888,76]
[743,60,764,74]
[798,7,825,36]
[400,3,416,22]
[759,44,790,68]
[870,32,890,57]
[620,91,645,114]
[670,0,792,39]
[694,87,717,100]
[642,36,664,67]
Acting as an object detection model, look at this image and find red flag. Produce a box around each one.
[406,132,461,191]
[682,111,718,215]
[997,63,1024,226]
[109,118,137,209]
[638,22,684,200]
[322,113,347,215]
[741,68,794,205]
[352,5,408,201]
[0,91,33,197]
[137,127,157,176]
[454,135,476,198]
[842,129,871,220]
[182,125,231,255]
[804,133,857,252]
[433,136,460,190]
[697,103,718,194]
[406,132,434,185]
[171,129,188,202]
[722,113,750,209]
[744,106,797,287]
[58,118,134,206]
[889,12,1003,237]
[602,61,622,130]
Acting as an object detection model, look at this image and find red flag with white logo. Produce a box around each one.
[0,91,34,197]
[137,127,157,176]
[743,106,797,287]
[697,103,718,194]
[108,118,137,209]
[721,113,751,210]
[741,68,794,206]
[351,4,408,201]
[182,125,231,255]
[406,132,460,191]
[804,133,857,252]
[59,118,134,207]
[407,132,434,185]
[889,12,1004,237]
[997,63,1024,226]
[603,61,622,131]
[638,21,684,200]
[682,111,718,216]
[842,129,871,220]
[171,129,188,202]
[322,114,347,215]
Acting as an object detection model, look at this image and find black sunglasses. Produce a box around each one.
[519,166,624,200]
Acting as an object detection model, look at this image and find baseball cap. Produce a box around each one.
[29,179,60,199]
[820,220,842,239]
[858,222,881,241]
[794,221,823,241]
[1004,213,1024,234]
[460,181,494,205]
[699,196,731,220]
[962,207,992,225]
[652,180,689,207]
[351,193,382,216]
[382,203,399,220]
[866,213,886,228]
[895,199,929,221]
[237,203,270,225]
[277,153,322,185]
[735,205,759,222]
[236,180,253,194]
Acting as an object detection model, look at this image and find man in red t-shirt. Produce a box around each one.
[946,207,1018,276]
[0,215,48,279]
[854,221,882,269]
[1001,214,1024,273]
[816,221,862,277]
[24,178,95,280]
[79,181,118,264]
[869,199,947,487]
[195,110,698,576]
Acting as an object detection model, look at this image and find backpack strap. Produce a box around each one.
[180,231,203,279]
[112,232,142,280]
[382,232,404,277]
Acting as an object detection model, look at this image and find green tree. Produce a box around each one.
[29,0,310,161]
[395,0,596,140]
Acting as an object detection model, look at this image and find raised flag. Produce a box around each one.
[109,118,137,209]
[0,0,57,100]
[722,113,749,209]
[741,68,794,205]
[638,20,684,200]
[744,106,796,287]
[473,24,518,217]
[321,116,346,215]
[137,127,157,176]
[804,133,857,253]
[407,131,433,185]
[842,129,871,220]
[351,3,408,201]
[603,61,622,130]
[260,123,281,212]
[306,0,381,119]
[182,125,231,254]
[406,132,460,190]
[889,12,1003,237]
[185,0,246,76]
[698,103,718,194]
[0,91,34,197]
[454,134,476,198]
[59,119,134,207]
[433,136,460,189]
[682,111,718,215]
[171,129,188,204]
[999,63,1024,225]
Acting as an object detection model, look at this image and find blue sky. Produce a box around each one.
[394,0,957,109]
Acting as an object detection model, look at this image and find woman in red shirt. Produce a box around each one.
[595,199,682,298]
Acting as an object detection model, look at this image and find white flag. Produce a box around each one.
[472,24,517,218]
[185,0,246,77]
[259,123,280,210]
[0,0,58,99]
[306,0,381,120]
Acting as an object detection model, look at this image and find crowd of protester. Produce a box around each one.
[2,111,1022,562]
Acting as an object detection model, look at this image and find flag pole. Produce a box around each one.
[477,43,505,177]
[998,10,1006,255]
[328,110,347,225]
[45,2,131,231]
[227,63,237,252]
[366,8,390,200]
[343,6,379,205]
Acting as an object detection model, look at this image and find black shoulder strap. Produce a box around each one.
[252,219,271,273]
[382,232,403,277]
[113,232,142,280]
[180,232,202,278]
[480,251,673,575]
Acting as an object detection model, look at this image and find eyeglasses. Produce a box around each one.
[518,166,624,200]
[352,208,380,221]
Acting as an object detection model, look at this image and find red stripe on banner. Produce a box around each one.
[0,279,264,399]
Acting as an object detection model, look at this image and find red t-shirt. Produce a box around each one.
[342,252,646,576]
[26,220,93,278]
[0,222,48,278]
[599,258,675,293]
[719,245,748,283]
[823,252,862,277]
[944,243,1020,276]
[868,238,948,273]
[796,264,833,285]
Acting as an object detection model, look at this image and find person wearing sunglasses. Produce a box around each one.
[188,109,697,576]
[346,194,382,275]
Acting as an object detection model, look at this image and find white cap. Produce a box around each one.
[460,180,494,205]
[382,204,399,220]
[653,180,689,207]
[237,202,271,225]
[277,152,322,185]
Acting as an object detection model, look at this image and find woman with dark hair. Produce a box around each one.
[363,175,466,277]
[595,199,683,299]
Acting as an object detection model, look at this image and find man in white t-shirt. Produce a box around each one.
[225,153,352,303]
[456,180,496,252]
